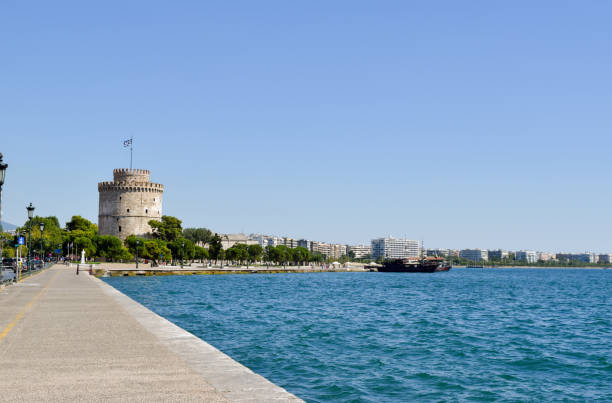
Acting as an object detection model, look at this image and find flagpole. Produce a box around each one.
[130,136,133,169]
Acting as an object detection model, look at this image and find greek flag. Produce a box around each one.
[123,138,132,147]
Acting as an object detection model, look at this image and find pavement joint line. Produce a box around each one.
[0,269,60,343]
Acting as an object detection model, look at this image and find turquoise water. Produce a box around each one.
[104,269,611,402]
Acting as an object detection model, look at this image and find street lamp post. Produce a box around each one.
[0,153,7,272]
[39,222,45,263]
[181,241,185,268]
[135,238,139,269]
[26,203,35,272]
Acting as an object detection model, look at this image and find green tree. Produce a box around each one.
[293,246,311,266]
[148,216,182,242]
[276,245,289,268]
[66,216,98,238]
[208,234,223,262]
[73,236,96,258]
[168,237,195,264]
[247,244,263,265]
[143,239,172,267]
[183,228,213,245]
[194,246,209,263]
[124,236,147,260]
[95,235,132,262]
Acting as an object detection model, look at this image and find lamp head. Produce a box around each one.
[39,222,45,232]
[26,203,35,219]
[0,153,7,187]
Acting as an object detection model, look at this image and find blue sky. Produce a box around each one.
[1,1,611,252]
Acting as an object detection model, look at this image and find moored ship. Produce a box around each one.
[380,257,451,273]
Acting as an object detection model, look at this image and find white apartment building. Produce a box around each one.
[460,249,489,262]
[371,237,419,260]
[537,252,555,261]
[515,250,537,263]
[348,245,372,259]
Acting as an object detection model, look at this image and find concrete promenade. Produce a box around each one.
[0,265,302,402]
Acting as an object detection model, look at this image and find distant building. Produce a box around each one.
[515,250,537,263]
[311,241,331,256]
[598,254,612,264]
[556,253,596,263]
[348,245,372,259]
[426,249,449,257]
[538,252,555,261]
[488,250,509,261]
[220,233,259,249]
[297,239,312,250]
[460,249,489,262]
[371,237,419,260]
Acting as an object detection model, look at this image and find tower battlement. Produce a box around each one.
[113,168,151,184]
[98,168,164,240]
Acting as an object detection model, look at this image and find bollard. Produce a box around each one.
[76,264,79,275]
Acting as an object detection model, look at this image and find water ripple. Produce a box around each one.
[105,269,612,402]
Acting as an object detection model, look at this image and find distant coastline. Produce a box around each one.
[456,265,610,270]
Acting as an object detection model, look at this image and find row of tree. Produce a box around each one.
[1,214,343,267]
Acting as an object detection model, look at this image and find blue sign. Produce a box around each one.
[55,249,62,254]
[18,236,25,245]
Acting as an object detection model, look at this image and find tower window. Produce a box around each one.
[145,209,148,214]
[127,208,130,212]
[119,196,122,200]
[119,226,122,232]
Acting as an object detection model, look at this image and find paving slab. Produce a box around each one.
[0,265,302,402]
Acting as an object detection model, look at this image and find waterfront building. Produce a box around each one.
[371,237,420,260]
[220,233,259,249]
[297,239,312,251]
[515,250,537,263]
[426,249,450,257]
[488,250,509,261]
[330,244,347,259]
[538,252,555,261]
[598,254,612,264]
[348,245,372,259]
[311,241,331,256]
[556,253,596,263]
[459,249,489,262]
[98,168,164,240]
[283,237,298,248]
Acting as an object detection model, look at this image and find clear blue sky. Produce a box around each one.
[1,1,611,252]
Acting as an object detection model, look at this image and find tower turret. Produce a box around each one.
[98,168,164,240]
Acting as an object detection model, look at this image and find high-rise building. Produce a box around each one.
[598,254,612,263]
[371,237,419,260]
[515,250,537,263]
[488,250,509,260]
[348,245,372,259]
[460,249,489,262]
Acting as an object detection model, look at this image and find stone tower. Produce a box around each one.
[98,169,164,240]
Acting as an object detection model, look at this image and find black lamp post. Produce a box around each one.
[181,241,185,268]
[0,153,7,267]
[135,238,139,269]
[39,221,45,263]
[26,203,35,271]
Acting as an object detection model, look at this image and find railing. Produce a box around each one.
[0,260,54,284]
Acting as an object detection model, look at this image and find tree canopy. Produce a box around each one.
[148,216,182,242]
[183,227,213,245]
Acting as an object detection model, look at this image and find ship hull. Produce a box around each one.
[380,260,451,273]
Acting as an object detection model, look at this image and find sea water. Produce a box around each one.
[104,269,611,402]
